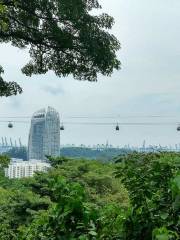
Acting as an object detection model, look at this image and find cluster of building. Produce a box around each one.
[5,158,51,179]
[5,106,60,179]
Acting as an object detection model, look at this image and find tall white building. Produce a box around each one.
[5,159,51,179]
[28,107,60,160]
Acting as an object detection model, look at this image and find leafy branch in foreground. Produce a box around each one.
[0,66,22,97]
[0,0,121,97]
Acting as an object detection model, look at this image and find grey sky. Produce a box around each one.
[1,0,180,147]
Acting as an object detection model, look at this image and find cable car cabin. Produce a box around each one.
[116,124,120,131]
[177,126,180,131]
[60,125,65,130]
[8,122,13,128]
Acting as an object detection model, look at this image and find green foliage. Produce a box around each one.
[0,2,8,31]
[0,187,51,239]
[0,155,128,239]
[0,153,179,239]
[19,177,97,239]
[47,155,69,167]
[0,154,10,168]
[115,152,180,240]
[171,174,180,211]
[0,155,11,186]
[19,176,126,240]
[0,66,22,97]
[0,0,120,97]
[152,227,179,240]
[97,204,128,239]
[45,158,129,207]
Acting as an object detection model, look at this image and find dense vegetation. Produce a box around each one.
[115,152,180,239]
[0,152,179,239]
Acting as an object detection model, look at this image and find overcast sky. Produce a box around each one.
[1,0,180,147]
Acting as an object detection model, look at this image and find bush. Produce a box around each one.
[115,152,180,240]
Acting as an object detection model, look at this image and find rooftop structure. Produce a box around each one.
[28,107,60,160]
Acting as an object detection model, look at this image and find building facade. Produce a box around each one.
[28,107,60,160]
[5,159,51,179]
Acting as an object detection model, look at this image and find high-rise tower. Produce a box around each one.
[28,107,60,160]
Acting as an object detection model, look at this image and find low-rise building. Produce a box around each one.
[5,158,51,179]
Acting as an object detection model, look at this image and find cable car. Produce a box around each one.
[116,124,120,131]
[177,125,180,131]
[8,122,13,128]
[60,125,65,130]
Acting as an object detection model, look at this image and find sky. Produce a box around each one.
[1,0,180,147]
